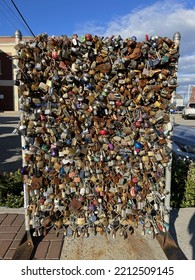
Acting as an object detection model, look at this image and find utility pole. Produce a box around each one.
[188,84,191,101]
[188,84,195,102]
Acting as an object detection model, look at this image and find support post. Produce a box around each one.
[164,32,181,228]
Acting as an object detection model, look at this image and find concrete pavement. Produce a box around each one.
[169,208,195,260]
[173,113,195,127]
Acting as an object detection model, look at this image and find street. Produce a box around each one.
[0,112,21,173]
[173,114,195,127]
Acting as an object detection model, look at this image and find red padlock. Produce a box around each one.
[85,33,92,41]
[99,129,109,135]
[52,50,58,60]
[115,100,122,106]
[40,114,46,121]
[134,121,141,128]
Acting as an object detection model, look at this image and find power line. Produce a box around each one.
[11,0,35,37]
[0,0,30,34]
[2,0,30,33]
[0,5,20,32]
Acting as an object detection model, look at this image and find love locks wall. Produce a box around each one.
[15,33,180,238]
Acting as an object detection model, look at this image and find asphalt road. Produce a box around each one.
[173,113,195,127]
[0,111,21,173]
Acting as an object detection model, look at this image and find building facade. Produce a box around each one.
[189,86,195,102]
[0,31,32,111]
[175,94,184,106]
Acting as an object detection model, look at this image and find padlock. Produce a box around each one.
[15,32,180,238]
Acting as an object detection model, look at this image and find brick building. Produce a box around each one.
[0,30,32,111]
[189,86,195,102]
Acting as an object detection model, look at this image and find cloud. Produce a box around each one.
[74,20,106,37]
[75,0,195,58]
[179,56,195,74]
[103,0,195,57]
[75,0,195,102]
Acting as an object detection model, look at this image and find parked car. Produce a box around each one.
[169,108,176,114]
[175,105,185,114]
[182,102,195,119]
[172,124,195,160]
[169,103,176,114]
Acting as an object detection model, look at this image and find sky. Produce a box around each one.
[0,0,195,103]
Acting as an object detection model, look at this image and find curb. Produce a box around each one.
[0,207,25,214]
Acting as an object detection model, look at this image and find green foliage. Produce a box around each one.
[170,156,195,208]
[0,170,24,208]
[182,162,195,207]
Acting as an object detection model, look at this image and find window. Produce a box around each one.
[189,103,195,108]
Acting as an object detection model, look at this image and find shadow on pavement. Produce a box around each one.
[0,116,20,125]
[0,116,22,173]
[188,213,195,260]
[167,208,187,260]
[169,208,180,246]
[0,136,22,172]
[156,230,188,260]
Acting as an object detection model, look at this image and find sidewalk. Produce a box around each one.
[169,208,195,260]
[0,206,194,260]
[0,208,166,260]
[0,208,64,260]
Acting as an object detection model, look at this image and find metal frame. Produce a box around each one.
[164,32,181,227]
